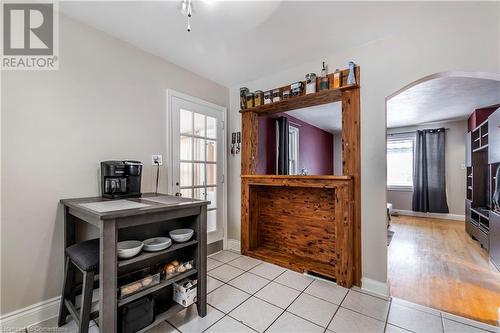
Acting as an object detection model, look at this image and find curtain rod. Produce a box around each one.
[387,128,450,136]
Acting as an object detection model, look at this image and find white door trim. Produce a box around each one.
[166,89,228,248]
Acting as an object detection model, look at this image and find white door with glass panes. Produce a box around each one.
[171,96,225,244]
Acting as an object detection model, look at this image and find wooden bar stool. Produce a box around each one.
[58,238,99,333]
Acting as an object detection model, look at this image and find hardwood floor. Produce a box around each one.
[388,215,500,326]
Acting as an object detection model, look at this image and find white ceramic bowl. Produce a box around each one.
[143,237,172,252]
[169,229,194,243]
[117,240,143,259]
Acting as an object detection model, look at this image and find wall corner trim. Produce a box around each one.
[361,277,389,297]
[0,296,61,330]
[226,238,241,253]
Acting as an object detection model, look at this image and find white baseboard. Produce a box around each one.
[226,238,241,253]
[361,277,389,297]
[392,209,465,221]
[0,296,60,329]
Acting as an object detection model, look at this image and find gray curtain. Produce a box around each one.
[412,128,449,213]
[276,116,289,175]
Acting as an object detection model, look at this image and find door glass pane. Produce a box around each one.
[180,163,192,186]
[194,113,205,137]
[193,163,205,186]
[193,138,206,161]
[207,209,217,233]
[180,110,192,135]
[180,188,192,198]
[194,188,205,200]
[207,116,216,139]
[206,187,216,209]
[206,140,216,162]
[207,163,216,186]
[180,136,192,161]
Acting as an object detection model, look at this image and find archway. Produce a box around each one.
[385,71,500,326]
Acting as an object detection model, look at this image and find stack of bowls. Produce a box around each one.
[143,237,172,252]
[169,229,194,243]
[117,240,143,259]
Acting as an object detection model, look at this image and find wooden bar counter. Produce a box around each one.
[241,175,354,287]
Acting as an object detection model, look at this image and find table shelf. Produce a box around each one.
[136,304,184,333]
[118,240,198,268]
[118,269,197,307]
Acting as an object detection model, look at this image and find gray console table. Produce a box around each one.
[60,193,208,332]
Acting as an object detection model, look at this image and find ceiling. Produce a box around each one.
[58,1,487,86]
[286,102,342,134]
[387,77,500,128]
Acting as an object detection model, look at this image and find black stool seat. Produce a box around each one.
[65,238,99,272]
[59,238,100,332]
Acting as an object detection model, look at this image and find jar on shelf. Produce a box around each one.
[347,61,356,85]
[290,82,304,97]
[245,92,255,109]
[282,89,290,99]
[319,77,329,91]
[305,73,317,94]
[272,88,281,102]
[240,87,249,109]
[264,90,272,104]
[254,90,264,106]
[333,69,341,89]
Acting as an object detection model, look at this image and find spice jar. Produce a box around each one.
[254,90,264,106]
[245,92,255,109]
[240,87,249,109]
[272,89,281,102]
[264,91,272,104]
[333,69,341,89]
[282,89,290,99]
[305,73,317,94]
[290,82,304,97]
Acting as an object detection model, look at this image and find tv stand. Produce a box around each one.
[465,105,498,253]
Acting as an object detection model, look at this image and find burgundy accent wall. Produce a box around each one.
[257,113,334,175]
[468,104,499,131]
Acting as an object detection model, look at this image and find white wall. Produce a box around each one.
[227,4,500,289]
[1,15,229,315]
[387,120,468,216]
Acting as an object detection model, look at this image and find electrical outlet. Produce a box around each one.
[152,154,163,165]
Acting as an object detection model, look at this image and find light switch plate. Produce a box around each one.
[152,154,163,165]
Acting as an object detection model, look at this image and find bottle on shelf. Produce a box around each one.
[319,62,329,91]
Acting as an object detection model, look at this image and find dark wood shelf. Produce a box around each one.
[471,207,490,220]
[118,240,198,268]
[239,85,358,115]
[118,269,197,307]
[136,304,184,333]
[473,144,488,153]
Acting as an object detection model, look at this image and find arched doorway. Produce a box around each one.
[385,72,500,326]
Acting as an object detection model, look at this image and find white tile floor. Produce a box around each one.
[28,250,500,333]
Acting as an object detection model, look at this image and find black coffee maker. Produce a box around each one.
[101,161,143,199]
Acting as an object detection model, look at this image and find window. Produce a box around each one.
[288,125,299,175]
[387,137,414,189]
